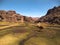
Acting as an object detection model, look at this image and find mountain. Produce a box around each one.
[37,6,60,24]
[0,10,35,23]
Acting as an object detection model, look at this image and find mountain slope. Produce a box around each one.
[37,6,60,24]
[0,10,35,23]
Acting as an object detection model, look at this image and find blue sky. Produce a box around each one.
[0,0,60,17]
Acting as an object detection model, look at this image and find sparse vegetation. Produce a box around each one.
[0,22,60,45]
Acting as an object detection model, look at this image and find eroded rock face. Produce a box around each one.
[23,16,34,23]
[37,6,60,24]
[0,10,25,22]
[0,10,35,23]
[0,10,7,21]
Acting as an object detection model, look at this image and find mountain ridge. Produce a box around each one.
[37,6,60,24]
[0,10,39,23]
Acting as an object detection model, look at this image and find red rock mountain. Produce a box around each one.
[0,10,35,23]
[37,6,60,24]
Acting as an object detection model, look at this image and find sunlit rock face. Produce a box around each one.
[0,10,7,21]
[0,10,36,23]
[37,6,60,24]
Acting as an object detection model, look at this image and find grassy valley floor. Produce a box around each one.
[0,22,60,45]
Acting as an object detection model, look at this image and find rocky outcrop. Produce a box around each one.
[0,10,23,22]
[37,6,60,24]
[23,16,34,23]
[0,10,34,23]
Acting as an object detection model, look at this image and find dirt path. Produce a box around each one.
[0,24,19,30]
[19,32,37,45]
[0,33,29,45]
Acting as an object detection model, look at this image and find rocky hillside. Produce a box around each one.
[0,10,35,23]
[37,6,60,24]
